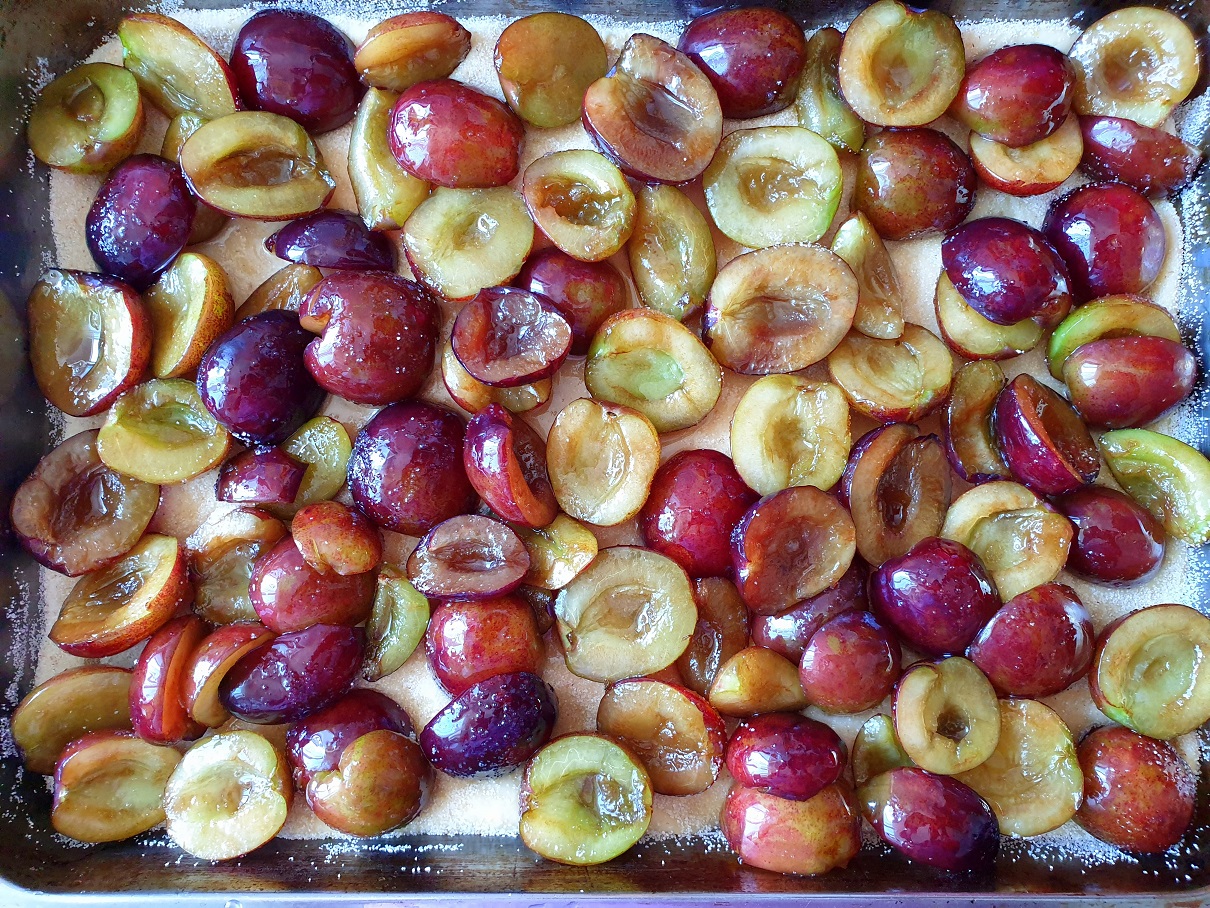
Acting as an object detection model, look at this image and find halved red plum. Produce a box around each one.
[935,273,1045,362]
[179,112,336,220]
[464,404,557,528]
[441,342,553,415]
[732,486,856,615]
[1069,6,1200,128]
[893,656,1000,775]
[495,12,607,127]
[163,729,291,860]
[796,27,865,154]
[585,308,722,433]
[118,13,239,120]
[870,537,1000,658]
[522,150,635,262]
[27,62,144,174]
[407,514,530,601]
[860,767,999,872]
[704,244,858,375]
[426,595,544,696]
[389,79,524,189]
[942,481,1073,601]
[515,248,628,356]
[582,33,723,184]
[404,188,535,300]
[249,536,375,633]
[291,501,382,578]
[703,126,842,249]
[942,217,1072,327]
[1099,428,1210,546]
[186,506,287,625]
[837,0,965,127]
[12,667,133,775]
[970,116,1084,197]
[554,546,696,683]
[840,424,951,567]
[27,270,150,417]
[994,373,1099,496]
[708,646,809,717]
[678,577,750,695]
[721,782,861,876]
[627,184,716,322]
[451,287,571,388]
[130,614,208,745]
[827,324,952,424]
[967,582,1093,699]
[949,44,1075,147]
[1063,335,1196,429]
[800,610,902,714]
[348,87,431,231]
[597,678,725,796]
[854,128,976,240]
[1047,294,1181,381]
[1079,115,1203,197]
[830,212,905,340]
[356,12,471,92]
[1056,485,1166,586]
[10,429,159,577]
[144,252,234,380]
[945,361,1011,483]
[217,446,306,506]
[520,733,652,866]
[300,270,438,406]
[725,713,845,803]
[50,534,188,658]
[679,7,806,118]
[1091,603,1210,740]
[52,730,181,844]
[308,729,432,837]
[183,622,275,728]
[751,560,867,661]
[547,399,661,527]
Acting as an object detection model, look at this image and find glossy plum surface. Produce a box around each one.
[799,610,901,714]
[994,373,1099,496]
[1056,485,1166,585]
[284,688,414,786]
[966,581,1094,697]
[451,287,571,388]
[219,624,364,724]
[267,210,395,271]
[463,404,557,528]
[129,615,207,745]
[871,537,1000,657]
[1062,335,1196,429]
[425,596,544,695]
[249,537,375,633]
[407,514,529,600]
[638,450,758,579]
[725,713,845,802]
[231,9,363,134]
[420,671,556,777]
[514,248,628,355]
[347,401,477,537]
[750,560,867,661]
[197,311,325,446]
[721,781,860,876]
[678,577,750,696]
[389,79,524,188]
[85,154,195,291]
[216,446,305,506]
[1079,115,1203,197]
[950,44,1075,147]
[678,8,806,118]
[855,128,976,241]
[494,12,607,128]
[300,271,438,406]
[1042,182,1167,300]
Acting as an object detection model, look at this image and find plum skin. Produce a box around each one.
[638,449,758,578]
[1055,485,1165,585]
[950,44,1075,147]
[425,596,544,696]
[724,712,845,802]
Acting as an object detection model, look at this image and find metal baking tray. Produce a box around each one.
[0,0,1207,903]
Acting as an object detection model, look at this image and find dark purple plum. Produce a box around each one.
[284,688,414,787]
[799,610,901,714]
[967,582,1094,698]
[406,514,529,600]
[861,767,999,872]
[1062,335,1196,429]
[347,401,477,537]
[219,624,365,724]
[855,128,976,241]
[1055,485,1165,586]
[994,373,1099,496]
[725,713,845,802]
[750,560,867,661]
[677,7,806,119]
[197,310,325,446]
[942,218,1072,326]
[266,210,396,271]
[420,671,556,777]
[871,537,1000,657]
[638,449,758,579]
[231,9,363,134]
[300,271,438,406]
[1042,182,1167,301]
[514,248,628,356]
[85,154,196,291]
[216,446,305,505]
[950,44,1075,147]
[1079,115,1204,197]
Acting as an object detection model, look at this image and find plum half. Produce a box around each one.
[893,657,1000,776]
[118,13,239,120]
[522,150,635,262]
[945,361,1011,483]
[27,62,144,174]
[1079,115,1203,197]
[1099,428,1210,545]
[827,324,953,424]
[993,374,1099,496]
[627,184,716,322]
[969,116,1084,197]
[796,27,865,154]
[721,782,861,876]
[495,13,607,127]
[949,44,1075,147]
[12,667,133,776]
